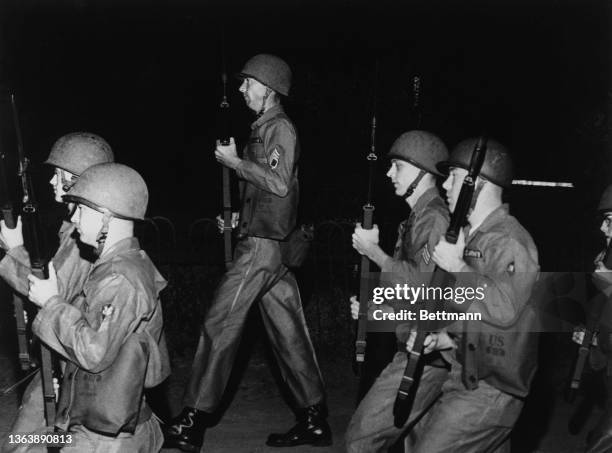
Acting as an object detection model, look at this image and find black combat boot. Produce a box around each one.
[266,403,332,447]
[163,407,209,452]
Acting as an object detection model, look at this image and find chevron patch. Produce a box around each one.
[269,148,280,169]
[422,244,431,264]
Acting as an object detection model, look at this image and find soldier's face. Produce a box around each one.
[386,159,421,197]
[442,167,468,213]
[49,168,76,203]
[71,204,103,247]
[239,77,267,112]
[601,213,612,239]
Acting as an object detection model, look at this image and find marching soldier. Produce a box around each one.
[163,54,329,451]
[27,163,169,451]
[571,184,612,452]
[0,133,114,452]
[409,139,540,452]
[345,130,452,451]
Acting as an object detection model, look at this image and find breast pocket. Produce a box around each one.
[247,137,267,164]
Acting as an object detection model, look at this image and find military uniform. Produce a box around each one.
[346,187,451,452]
[407,204,539,453]
[183,104,325,414]
[580,249,612,453]
[33,237,169,451]
[0,222,91,453]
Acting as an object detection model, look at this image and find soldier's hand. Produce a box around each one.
[216,212,240,234]
[0,217,24,250]
[349,295,360,321]
[53,377,59,401]
[407,331,456,354]
[352,223,380,257]
[572,326,585,345]
[433,229,466,273]
[27,261,59,308]
[215,137,241,170]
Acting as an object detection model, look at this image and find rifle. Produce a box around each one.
[393,136,488,428]
[567,245,612,400]
[218,29,233,267]
[412,76,422,128]
[0,112,32,373]
[10,94,58,442]
[355,113,376,369]
[220,72,232,265]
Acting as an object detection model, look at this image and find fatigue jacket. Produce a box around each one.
[453,204,539,397]
[0,221,90,301]
[236,105,299,240]
[380,187,450,343]
[32,237,170,434]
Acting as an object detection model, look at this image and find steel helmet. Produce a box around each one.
[63,163,148,220]
[599,185,612,212]
[45,132,114,175]
[237,54,292,96]
[437,138,514,188]
[387,130,449,176]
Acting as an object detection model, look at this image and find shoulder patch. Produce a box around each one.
[269,148,280,169]
[464,248,483,259]
[101,304,114,320]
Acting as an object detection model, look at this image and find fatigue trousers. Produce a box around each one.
[345,352,449,453]
[586,371,612,452]
[346,352,521,453]
[184,236,325,412]
[406,355,521,453]
[1,371,162,453]
[1,373,46,453]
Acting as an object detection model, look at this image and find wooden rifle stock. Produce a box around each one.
[355,204,374,366]
[393,136,488,428]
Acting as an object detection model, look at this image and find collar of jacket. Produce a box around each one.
[96,237,141,265]
[251,104,285,130]
[467,203,510,238]
[411,186,441,218]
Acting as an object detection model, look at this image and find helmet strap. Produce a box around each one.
[257,88,271,118]
[402,170,426,200]
[95,211,113,256]
[61,174,77,192]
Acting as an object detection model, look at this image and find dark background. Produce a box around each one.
[0,0,610,269]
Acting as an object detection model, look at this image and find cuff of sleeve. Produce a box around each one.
[235,159,249,178]
[380,256,396,273]
[32,296,64,334]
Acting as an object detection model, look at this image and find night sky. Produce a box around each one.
[0,0,610,269]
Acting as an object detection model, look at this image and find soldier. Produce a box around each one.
[163,54,329,451]
[411,139,539,452]
[345,130,452,452]
[27,162,169,451]
[0,133,114,453]
[571,184,612,452]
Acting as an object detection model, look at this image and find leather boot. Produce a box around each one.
[163,407,209,452]
[266,403,332,447]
